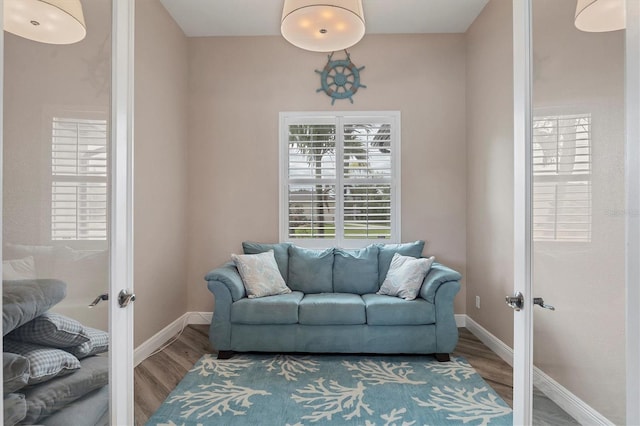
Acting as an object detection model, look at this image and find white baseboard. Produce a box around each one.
[187,311,213,325]
[134,312,212,366]
[455,314,466,328]
[533,366,613,426]
[462,314,611,425]
[464,315,514,366]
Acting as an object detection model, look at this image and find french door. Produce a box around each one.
[513,0,640,425]
[1,0,135,424]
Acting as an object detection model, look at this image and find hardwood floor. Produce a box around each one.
[134,325,213,426]
[134,326,513,425]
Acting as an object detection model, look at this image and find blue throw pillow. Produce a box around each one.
[242,242,291,283]
[288,246,334,293]
[376,241,425,285]
[333,246,379,294]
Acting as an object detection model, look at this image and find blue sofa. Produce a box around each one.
[205,241,461,362]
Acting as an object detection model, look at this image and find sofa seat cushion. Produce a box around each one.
[362,294,436,325]
[299,293,366,325]
[231,291,304,325]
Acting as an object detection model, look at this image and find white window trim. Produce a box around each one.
[44,106,109,250]
[532,107,592,243]
[279,111,401,248]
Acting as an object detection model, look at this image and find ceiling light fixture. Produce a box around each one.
[281,0,365,52]
[575,0,626,32]
[3,0,87,44]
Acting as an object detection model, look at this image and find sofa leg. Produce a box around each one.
[435,353,450,362]
[217,350,234,360]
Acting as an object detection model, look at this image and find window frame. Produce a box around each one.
[532,109,592,243]
[46,108,109,248]
[279,111,401,248]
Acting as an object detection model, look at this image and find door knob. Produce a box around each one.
[533,297,555,310]
[118,289,136,308]
[89,293,109,307]
[505,291,524,311]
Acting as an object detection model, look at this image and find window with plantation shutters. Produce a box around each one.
[532,113,591,242]
[281,112,400,247]
[51,116,108,241]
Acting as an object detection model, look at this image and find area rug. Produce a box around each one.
[146,353,512,426]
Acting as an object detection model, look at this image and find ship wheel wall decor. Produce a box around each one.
[316,50,366,105]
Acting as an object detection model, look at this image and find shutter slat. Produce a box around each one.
[51,115,108,241]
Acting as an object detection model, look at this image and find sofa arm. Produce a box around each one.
[205,262,246,302]
[434,280,461,353]
[420,262,462,303]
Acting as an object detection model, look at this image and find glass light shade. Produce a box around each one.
[3,0,86,44]
[575,0,626,32]
[281,0,365,52]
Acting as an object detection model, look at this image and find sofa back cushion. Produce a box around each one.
[333,246,379,294]
[376,240,425,285]
[288,246,334,293]
[242,241,291,282]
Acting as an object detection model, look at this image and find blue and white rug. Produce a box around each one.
[146,353,512,426]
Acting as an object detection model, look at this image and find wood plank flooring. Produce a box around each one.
[134,326,513,425]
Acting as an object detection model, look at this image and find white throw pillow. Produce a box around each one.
[377,253,435,300]
[3,256,37,280]
[231,250,292,298]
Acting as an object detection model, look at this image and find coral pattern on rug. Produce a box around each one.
[146,354,512,426]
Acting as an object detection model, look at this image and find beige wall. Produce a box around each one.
[134,0,190,346]
[531,0,625,422]
[186,34,468,314]
[465,0,514,346]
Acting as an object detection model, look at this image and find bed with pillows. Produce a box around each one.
[3,279,109,426]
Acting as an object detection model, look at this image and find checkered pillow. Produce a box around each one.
[3,340,81,384]
[8,312,90,348]
[65,327,109,359]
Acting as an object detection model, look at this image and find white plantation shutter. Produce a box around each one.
[281,112,400,246]
[532,113,591,242]
[51,117,108,241]
[343,122,392,240]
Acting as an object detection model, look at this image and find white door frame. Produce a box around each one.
[512,0,533,424]
[110,0,135,424]
[626,1,640,424]
[512,1,640,425]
